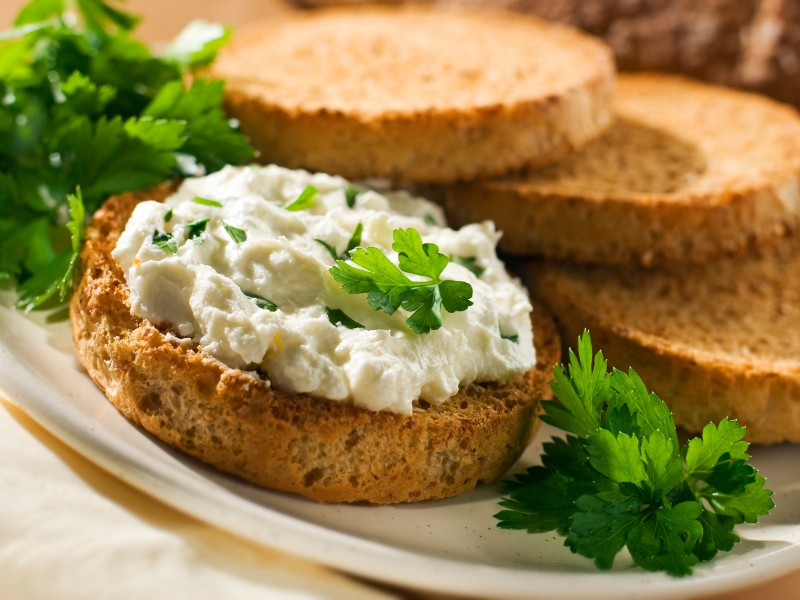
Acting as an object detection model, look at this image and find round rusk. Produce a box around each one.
[527,235,800,445]
[71,184,560,503]
[444,74,800,266]
[206,6,615,183]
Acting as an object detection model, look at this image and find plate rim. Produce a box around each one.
[1,314,799,600]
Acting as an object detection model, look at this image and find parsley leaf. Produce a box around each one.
[142,78,253,173]
[193,196,222,207]
[627,501,703,576]
[346,221,363,256]
[314,238,338,261]
[452,255,485,278]
[152,229,177,254]
[16,188,85,312]
[702,475,774,524]
[540,332,608,437]
[1,0,254,311]
[586,429,647,488]
[610,368,678,451]
[222,222,246,243]
[496,436,599,534]
[325,307,364,329]
[185,217,208,241]
[496,330,774,577]
[329,227,473,334]
[164,207,173,222]
[284,185,318,211]
[684,418,750,475]
[344,185,359,208]
[500,327,519,343]
[640,431,682,501]
[694,510,739,561]
[58,115,179,209]
[243,291,276,311]
[567,495,643,570]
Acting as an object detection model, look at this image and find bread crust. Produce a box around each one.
[206,6,614,183]
[444,74,800,266]
[526,240,800,445]
[70,185,559,503]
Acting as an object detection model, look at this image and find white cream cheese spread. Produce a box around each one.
[113,165,535,414]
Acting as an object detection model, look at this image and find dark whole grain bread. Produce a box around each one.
[525,235,800,445]
[441,73,800,266]
[70,184,560,503]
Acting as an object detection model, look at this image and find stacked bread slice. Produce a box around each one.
[208,6,616,183]
[209,6,800,446]
[445,74,800,444]
[444,74,800,267]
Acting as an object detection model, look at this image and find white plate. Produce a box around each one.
[1,293,799,600]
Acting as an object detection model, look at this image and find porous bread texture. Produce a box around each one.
[206,6,614,183]
[70,185,560,503]
[443,73,800,266]
[526,235,800,445]
[303,0,800,110]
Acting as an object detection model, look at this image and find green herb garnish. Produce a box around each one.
[452,255,485,278]
[495,331,774,577]
[152,230,177,254]
[16,189,86,311]
[325,307,364,329]
[329,227,473,334]
[186,217,209,242]
[314,239,339,261]
[193,197,222,207]
[0,0,253,312]
[499,326,518,343]
[222,222,246,243]
[243,291,276,311]
[423,214,438,226]
[164,207,173,222]
[285,185,318,211]
[344,185,359,208]
[314,222,363,261]
[345,222,363,256]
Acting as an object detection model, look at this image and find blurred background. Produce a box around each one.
[4,0,799,108]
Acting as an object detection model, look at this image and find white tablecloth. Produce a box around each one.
[0,398,392,600]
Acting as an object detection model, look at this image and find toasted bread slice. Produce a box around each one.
[443,74,800,266]
[206,6,614,184]
[525,235,800,445]
[70,185,560,503]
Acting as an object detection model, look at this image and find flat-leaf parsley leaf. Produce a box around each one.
[495,331,774,577]
[325,307,364,329]
[243,291,276,311]
[0,0,253,313]
[222,222,246,243]
[152,230,177,254]
[284,185,318,211]
[328,227,473,334]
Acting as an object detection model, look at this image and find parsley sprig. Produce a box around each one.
[0,0,253,312]
[329,228,473,334]
[496,331,774,577]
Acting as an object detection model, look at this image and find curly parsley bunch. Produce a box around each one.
[0,0,254,311]
[496,332,774,576]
